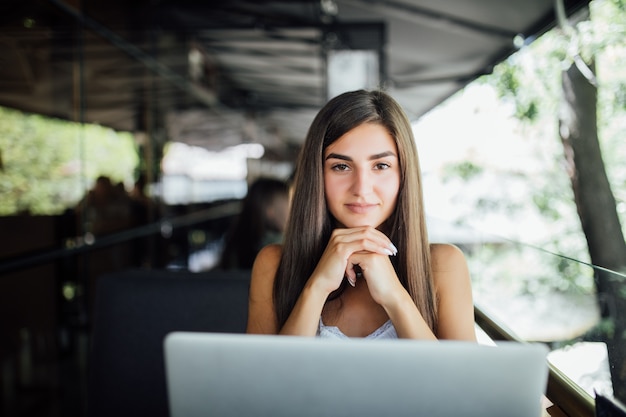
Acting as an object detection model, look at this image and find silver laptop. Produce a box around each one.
[164,332,549,417]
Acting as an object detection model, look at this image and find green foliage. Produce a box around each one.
[442,160,483,181]
[488,31,566,123]
[615,84,626,110]
[594,317,615,339]
[0,106,139,215]
[532,192,562,221]
[606,0,625,11]
[468,240,595,298]
[463,0,626,296]
[488,0,625,224]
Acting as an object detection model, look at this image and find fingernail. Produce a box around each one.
[389,243,398,255]
[347,276,356,287]
[383,248,394,256]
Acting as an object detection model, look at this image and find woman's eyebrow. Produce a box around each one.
[369,151,397,160]
[325,151,397,161]
[325,152,351,161]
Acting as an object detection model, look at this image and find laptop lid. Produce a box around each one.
[164,332,549,417]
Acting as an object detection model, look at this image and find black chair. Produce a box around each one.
[86,268,251,417]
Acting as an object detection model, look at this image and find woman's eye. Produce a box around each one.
[374,162,391,170]
[331,163,350,171]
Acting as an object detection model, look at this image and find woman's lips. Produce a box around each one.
[345,203,377,214]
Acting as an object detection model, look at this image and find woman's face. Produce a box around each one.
[323,123,400,229]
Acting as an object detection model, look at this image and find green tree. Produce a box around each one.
[483,0,626,401]
[0,106,138,216]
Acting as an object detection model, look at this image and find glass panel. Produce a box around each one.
[458,230,625,402]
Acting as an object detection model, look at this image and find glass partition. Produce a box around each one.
[459,230,625,403]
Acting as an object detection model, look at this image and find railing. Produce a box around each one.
[0,201,241,275]
[475,305,596,417]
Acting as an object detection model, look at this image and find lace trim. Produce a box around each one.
[318,318,397,339]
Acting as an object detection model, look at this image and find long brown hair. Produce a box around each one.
[273,90,437,333]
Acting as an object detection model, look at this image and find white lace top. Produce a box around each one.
[317,318,398,339]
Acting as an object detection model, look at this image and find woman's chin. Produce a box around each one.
[338,219,382,229]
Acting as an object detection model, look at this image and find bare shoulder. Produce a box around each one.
[248,244,283,334]
[253,244,282,275]
[257,243,283,262]
[429,244,476,341]
[429,243,470,288]
[430,243,467,271]
[250,243,283,293]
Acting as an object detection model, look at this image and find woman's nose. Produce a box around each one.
[351,169,373,195]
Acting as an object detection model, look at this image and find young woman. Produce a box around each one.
[247,89,476,340]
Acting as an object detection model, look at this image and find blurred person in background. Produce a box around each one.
[218,177,290,270]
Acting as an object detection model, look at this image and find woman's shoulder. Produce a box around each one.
[251,243,283,282]
[248,244,283,334]
[429,243,465,264]
[430,243,469,284]
[256,243,283,265]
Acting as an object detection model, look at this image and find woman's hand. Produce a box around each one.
[348,249,405,307]
[308,226,397,296]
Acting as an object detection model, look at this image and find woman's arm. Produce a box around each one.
[431,243,477,341]
[383,289,439,340]
[277,277,329,336]
[246,244,281,334]
[246,244,330,336]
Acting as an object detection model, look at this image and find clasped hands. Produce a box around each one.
[310,226,403,306]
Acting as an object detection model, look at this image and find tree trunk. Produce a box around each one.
[559,61,626,402]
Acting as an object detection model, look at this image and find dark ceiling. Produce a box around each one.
[0,0,590,160]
